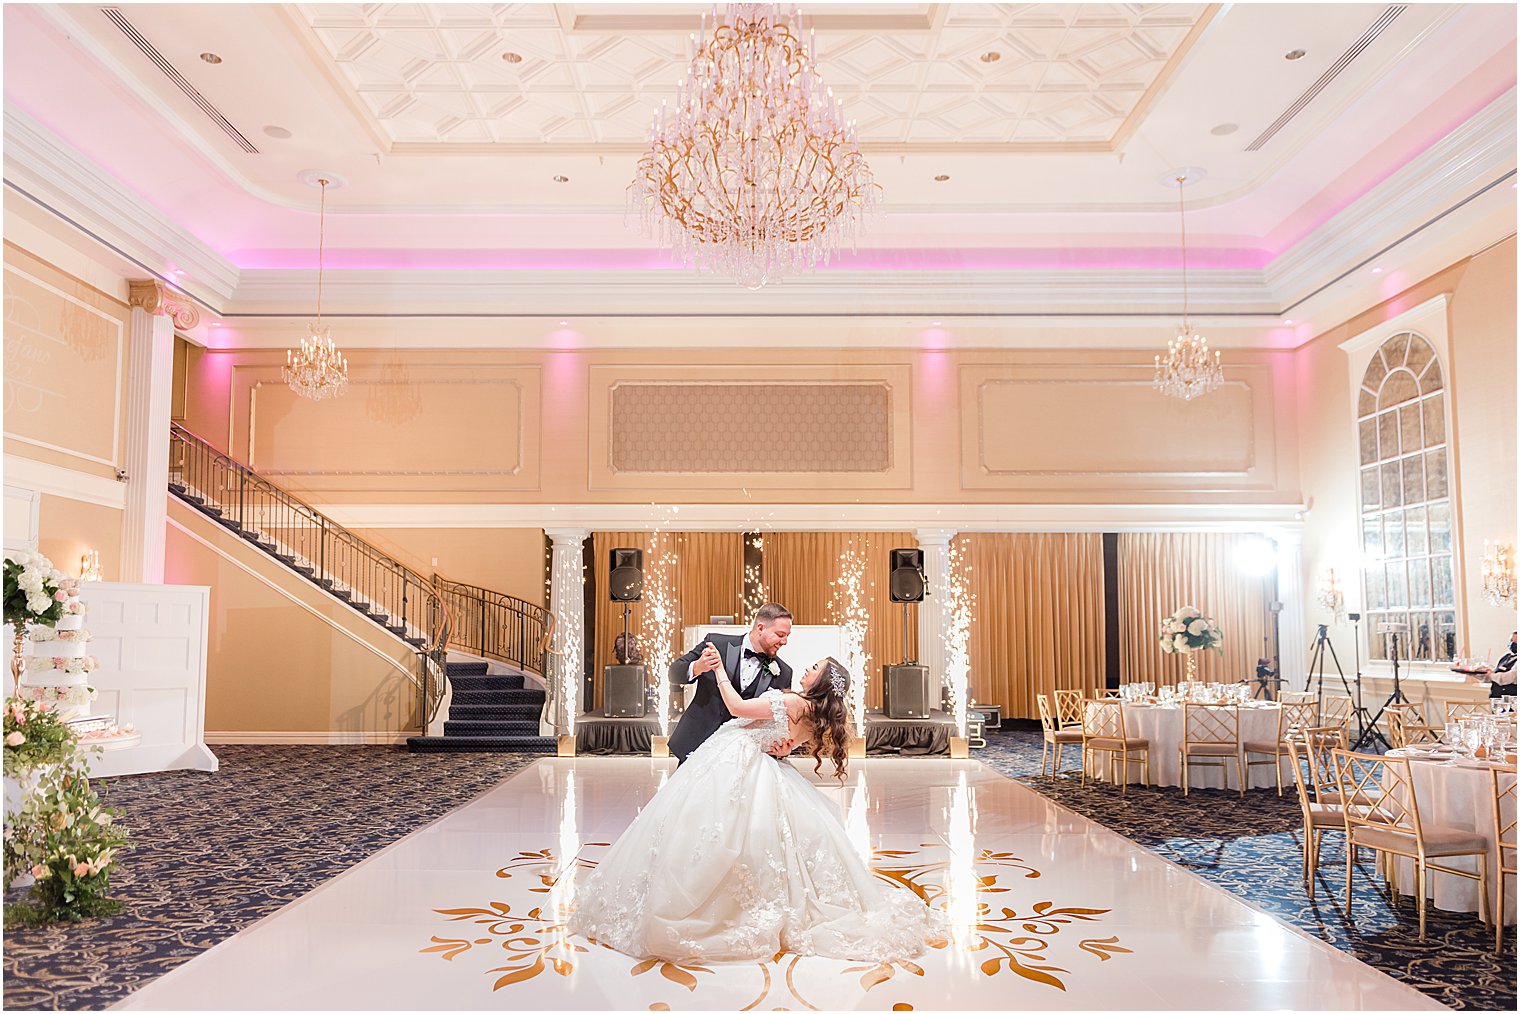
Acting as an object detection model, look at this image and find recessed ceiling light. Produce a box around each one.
[199,52,222,64]
[931,321,942,326]
[553,175,569,183]
[210,322,221,327]
[172,269,185,277]
[1371,267,1383,274]
[1285,49,1306,61]
[1282,319,1294,326]
[559,320,569,326]
[263,125,292,139]
[979,51,1001,63]
[502,51,523,63]
[1210,123,1238,136]
[934,174,950,182]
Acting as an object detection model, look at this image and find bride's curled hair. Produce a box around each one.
[801,656,853,781]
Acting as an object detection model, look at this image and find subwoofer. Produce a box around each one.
[888,548,925,603]
[603,665,647,718]
[882,664,930,719]
[609,548,644,602]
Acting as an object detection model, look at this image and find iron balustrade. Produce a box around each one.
[434,577,551,677]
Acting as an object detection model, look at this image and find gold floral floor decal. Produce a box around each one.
[423,843,1131,1009]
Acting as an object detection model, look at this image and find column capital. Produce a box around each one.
[915,528,957,547]
[544,527,591,546]
[127,279,201,330]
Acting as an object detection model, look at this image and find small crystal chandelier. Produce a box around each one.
[629,3,881,290]
[283,176,348,401]
[1481,541,1516,607]
[1154,171,1223,401]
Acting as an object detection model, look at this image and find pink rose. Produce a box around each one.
[72,862,90,877]
[54,589,68,602]
[29,864,46,879]
[5,731,25,747]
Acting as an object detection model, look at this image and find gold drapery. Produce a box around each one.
[590,531,744,709]
[761,531,919,711]
[954,533,1107,719]
[1117,532,1271,686]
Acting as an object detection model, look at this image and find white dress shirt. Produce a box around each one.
[690,633,767,693]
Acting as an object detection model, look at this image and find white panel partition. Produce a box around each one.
[77,582,217,776]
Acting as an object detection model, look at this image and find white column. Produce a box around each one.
[545,528,589,734]
[1276,532,1308,694]
[121,281,185,584]
[916,528,956,703]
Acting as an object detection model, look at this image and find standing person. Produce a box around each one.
[568,656,945,963]
[666,603,794,764]
[1489,630,1517,699]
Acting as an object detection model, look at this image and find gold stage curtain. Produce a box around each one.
[1117,532,1270,687]
[762,532,919,711]
[955,533,1107,720]
[590,531,744,710]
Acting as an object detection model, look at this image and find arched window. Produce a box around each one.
[1357,331,1455,663]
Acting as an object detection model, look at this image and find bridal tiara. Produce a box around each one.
[830,669,848,697]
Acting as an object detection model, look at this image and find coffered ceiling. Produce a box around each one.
[0,3,1515,343]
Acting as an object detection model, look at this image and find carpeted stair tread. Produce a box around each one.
[450,688,543,708]
[447,704,543,721]
[405,734,557,753]
[447,661,490,675]
[447,673,526,691]
[443,719,542,737]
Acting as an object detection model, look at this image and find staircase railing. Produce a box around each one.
[169,422,452,726]
[434,577,551,677]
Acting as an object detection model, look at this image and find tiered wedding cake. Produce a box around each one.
[19,589,115,735]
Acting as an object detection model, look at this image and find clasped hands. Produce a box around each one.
[695,641,795,759]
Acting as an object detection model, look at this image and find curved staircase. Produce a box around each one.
[406,661,555,753]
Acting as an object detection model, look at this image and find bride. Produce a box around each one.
[568,655,945,964]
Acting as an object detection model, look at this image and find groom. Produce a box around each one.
[667,603,795,764]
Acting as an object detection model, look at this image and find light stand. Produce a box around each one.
[1305,623,1355,713]
[1357,621,1410,750]
[1347,612,1385,751]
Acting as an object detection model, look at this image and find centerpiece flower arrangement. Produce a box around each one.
[1158,606,1223,682]
[4,552,71,692]
[3,697,131,923]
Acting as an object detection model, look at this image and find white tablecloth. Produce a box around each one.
[1093,703,1289,790]
[1383,753,1515,925]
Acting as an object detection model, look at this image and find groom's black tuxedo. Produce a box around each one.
[667,631,792,764]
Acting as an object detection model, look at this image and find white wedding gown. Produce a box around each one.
[568,690,945,964]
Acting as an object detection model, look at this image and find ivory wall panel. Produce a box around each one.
[588,365,913,491]
[2,244,125,473]
[960,361,1278,492]
[238,363,541,495]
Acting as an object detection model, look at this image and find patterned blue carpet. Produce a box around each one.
[1,736,1513,1010]
[977,725,1515,1011]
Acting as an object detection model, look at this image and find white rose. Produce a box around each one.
[1187,619,1206,636]
[27,594,50,613]
[1174,634,1190,650]
[1160,640,1174,654]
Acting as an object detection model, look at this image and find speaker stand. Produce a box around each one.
[901,601,916,664]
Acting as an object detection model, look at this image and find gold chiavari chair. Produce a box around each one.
[1287,737,1346,899]
[1036,693,1083,777]
[1179,703,1242,797]
[1101,688,1124,699]
[1332,749,1490,939]
[1386,703,1442,748]
[1082,698,1149,794]
[1053,688,1084,731]
[1243,700,1321,795]
[1321,695,1354,729]
[1492,764,1517,954]
[1299,725,1349,802]
[1279,691,1317,705]
[1446,700,1493,724]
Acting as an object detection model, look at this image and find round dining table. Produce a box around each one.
[1382,749,1516,926]
[1093,701,1291,790]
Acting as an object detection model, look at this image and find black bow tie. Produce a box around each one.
[744,648,775,664]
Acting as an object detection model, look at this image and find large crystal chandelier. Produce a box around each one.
[1481,541,1516,607]
[629,4,880,289]
[283,176,348,401]
[1153,171,1223,401]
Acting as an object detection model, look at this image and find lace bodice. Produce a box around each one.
[730,688,790,752]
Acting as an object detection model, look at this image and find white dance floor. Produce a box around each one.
[115,758,1441,1011]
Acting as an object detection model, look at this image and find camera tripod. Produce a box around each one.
[1305,623,1381,748]
[1355,626,1410,751]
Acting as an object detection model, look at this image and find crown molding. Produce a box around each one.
[321,501,1306,534]
[1264,88,1518,309]
[2,104,240,302]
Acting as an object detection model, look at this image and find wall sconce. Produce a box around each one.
[1316,566,1345,620]
[1481,541,1516,607]
[80,549,102,582]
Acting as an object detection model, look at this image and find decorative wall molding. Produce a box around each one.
[2,454,127,509]
[2,105,240,302]
[318,501,1307,533]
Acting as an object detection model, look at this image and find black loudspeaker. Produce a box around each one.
[603,665,647,718]
[609,548,644,602]
[888,548,925,603]
[882,664,930,719]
